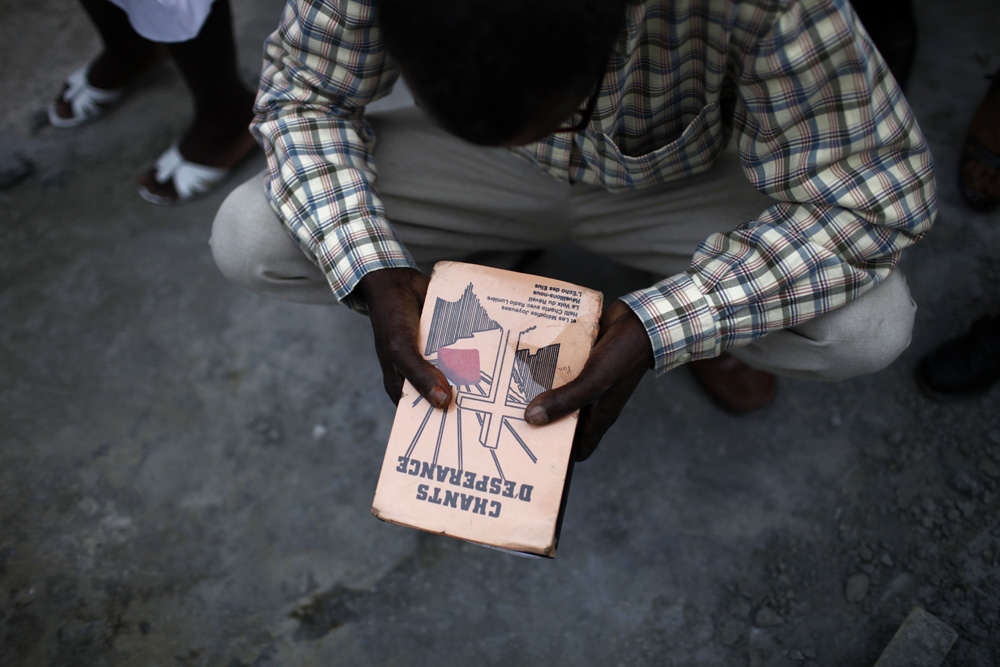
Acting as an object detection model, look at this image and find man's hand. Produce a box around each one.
[524,300,654,461]
[357,267,452,409]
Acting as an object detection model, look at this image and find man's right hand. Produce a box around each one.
[356,267,453,410]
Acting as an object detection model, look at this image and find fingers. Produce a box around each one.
[385,333,451,407]
[526,301,652,425]
[358,267,452,409]
[373,333,449,407]
[378,314,444,397]
[524,355,613,426]
[572,361,647,461]
[373,341,405,403]
[524,301,654,461]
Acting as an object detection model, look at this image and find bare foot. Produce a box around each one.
[959,74,1000,212]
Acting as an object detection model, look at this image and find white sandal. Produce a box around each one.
[48,66,125,129]
[137,144,230,205]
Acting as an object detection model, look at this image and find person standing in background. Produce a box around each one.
[49,0,257,205]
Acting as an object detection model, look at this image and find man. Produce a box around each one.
[212,0,936,460]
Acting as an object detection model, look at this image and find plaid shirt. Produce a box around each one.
[253,0,936,375]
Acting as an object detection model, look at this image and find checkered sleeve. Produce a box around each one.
[252,0,415,314]
[621,0,937,374]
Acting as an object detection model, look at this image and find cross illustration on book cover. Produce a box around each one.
[402,283,560,479]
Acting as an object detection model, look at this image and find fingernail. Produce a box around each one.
[430,387,450,407]
[525,405,547,425]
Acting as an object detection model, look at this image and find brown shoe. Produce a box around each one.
[688,353,776,413]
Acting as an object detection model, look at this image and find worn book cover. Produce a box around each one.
[371,261,603,558]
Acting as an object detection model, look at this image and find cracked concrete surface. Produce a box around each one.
[2,1,999,665]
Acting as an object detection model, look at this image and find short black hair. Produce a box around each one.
[376,0,630,145]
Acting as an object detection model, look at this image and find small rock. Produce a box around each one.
[728,597,752,618]
[865,442,892,461]
[0,152,33,189]
[845,573,870,603]
[249,415,285,445]
[950,472,979,497]
[980,459,1000,479]
[880,552,894,567]
[754,606,784,627]
[312,423,328,440]
[738,581,766,600]
[718,617,745,646]
[873,608,957,667]
[884,430,905,445]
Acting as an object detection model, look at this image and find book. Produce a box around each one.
[371,261,603,558]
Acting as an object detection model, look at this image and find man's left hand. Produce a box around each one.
[524,300,654,461]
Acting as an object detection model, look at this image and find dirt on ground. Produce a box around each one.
[1,1,999,666]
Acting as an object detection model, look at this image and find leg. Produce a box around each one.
[369,107,574,258]
[79,0,164,87]
[729,269,917,381]
[51,0,165,125]
[212,107,571,301]
[568,146,916,388]
[569,149,776,411]
[214,110,915,383]
[140,0,257,202]
[570,145,772,278]
[164,0,256,166]
[211,171,336,305]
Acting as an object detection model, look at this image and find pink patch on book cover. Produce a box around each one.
[438,347,481,386]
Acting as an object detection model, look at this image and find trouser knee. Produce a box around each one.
[733,270,916,381]
[210,173,266,292]
[209,171,337,305]
[795,270,916,381]
[815,296,915,380]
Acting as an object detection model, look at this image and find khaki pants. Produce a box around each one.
[211,107,916,381]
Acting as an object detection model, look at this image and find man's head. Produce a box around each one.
[376,0,630,146]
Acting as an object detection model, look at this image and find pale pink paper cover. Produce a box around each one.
[372,261,603,557]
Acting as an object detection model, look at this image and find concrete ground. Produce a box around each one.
[1,1,999,665]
